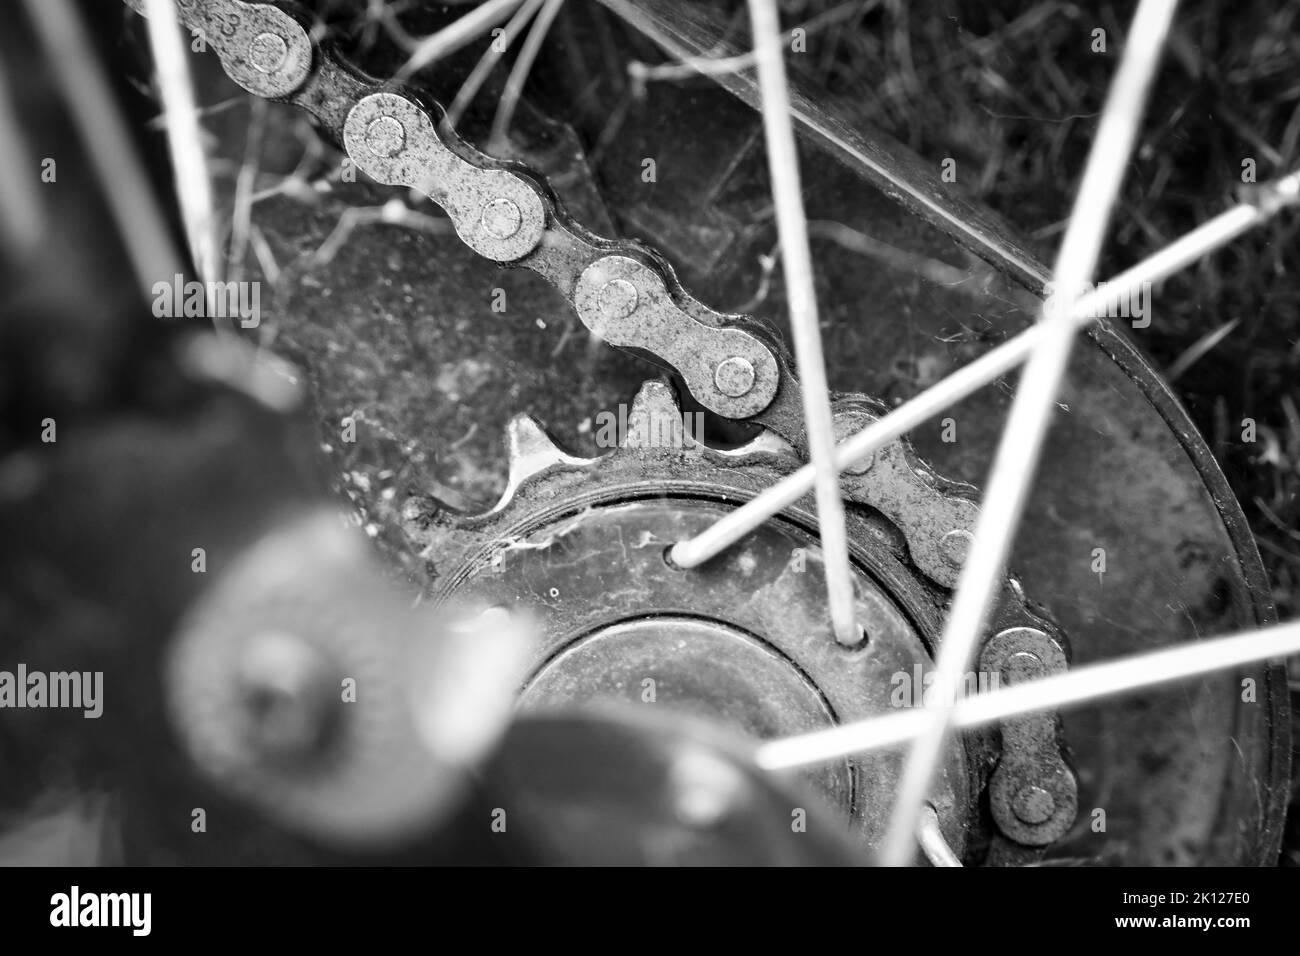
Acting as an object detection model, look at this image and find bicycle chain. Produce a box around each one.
[126,0,992,588]
[125,0,1077,857]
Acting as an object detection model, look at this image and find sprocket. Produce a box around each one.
[403,379,1073,861]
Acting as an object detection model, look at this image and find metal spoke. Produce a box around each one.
[880,0,1179,867]
[22,0,183,296]
[142,0,221,307]
[746,0,858,645]
[757,619,1300,770]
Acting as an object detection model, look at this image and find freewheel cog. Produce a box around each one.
[402,380,1072,861]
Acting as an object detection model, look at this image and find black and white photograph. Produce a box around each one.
[1,0,1298,926]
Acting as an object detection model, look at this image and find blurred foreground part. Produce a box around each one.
[0,0,517,864]
[164,509,530,852]
[478,709,865,866]
[0,0,322,863]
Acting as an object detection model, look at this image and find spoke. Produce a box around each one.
[624,1,866,83]
[21,0,183,296]
[142,0,221,307]
[229,97,268,287]
[488,0,565,151]
[0,67,41,253]
[670,169,1300,569]
[747,0,858,645]
[756,619,1300,771]
[880,0,1179,867]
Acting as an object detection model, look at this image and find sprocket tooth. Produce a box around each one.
[623,380,687,450]
[494,413,590,512]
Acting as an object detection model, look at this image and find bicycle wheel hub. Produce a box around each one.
[412,380,986,853]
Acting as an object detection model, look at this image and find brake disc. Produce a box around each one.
[117,0,1287,864]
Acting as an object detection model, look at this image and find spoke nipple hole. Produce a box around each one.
[663,544,686,571]
[249,32,289,75]
[837,622,868,650]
